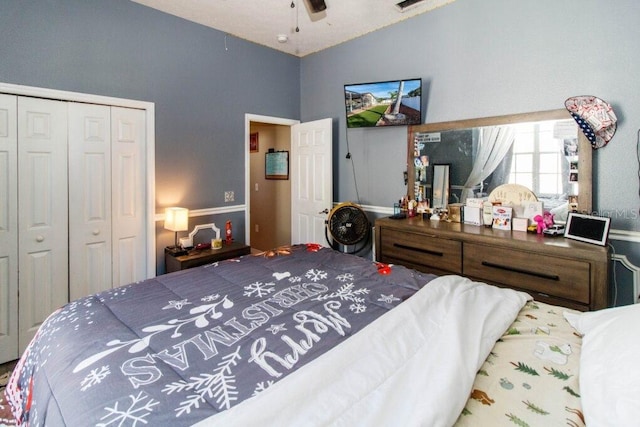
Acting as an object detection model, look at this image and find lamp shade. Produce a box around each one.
[164,207,189,232]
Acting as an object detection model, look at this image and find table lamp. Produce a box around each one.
[164,207,189,256]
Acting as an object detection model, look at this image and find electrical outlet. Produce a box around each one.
[224,191,234,202]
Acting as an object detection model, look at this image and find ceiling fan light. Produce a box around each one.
[307,0,327,13]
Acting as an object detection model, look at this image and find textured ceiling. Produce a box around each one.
[131,0,455,57]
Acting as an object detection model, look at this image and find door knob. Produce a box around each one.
[36,235,44,242]
[93,229,100,235]
[319,208,329,214]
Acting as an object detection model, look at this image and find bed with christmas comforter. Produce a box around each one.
[5,243,627,426]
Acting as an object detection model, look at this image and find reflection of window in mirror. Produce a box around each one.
[506,119,578,214]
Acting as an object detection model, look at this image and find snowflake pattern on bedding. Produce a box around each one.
[81,366,111,391]
[243,281,276,298]
[97,391,159,427]
[7,245,435,426]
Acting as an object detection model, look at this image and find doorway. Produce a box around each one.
[245,114,333,252]
[245,115,298,251]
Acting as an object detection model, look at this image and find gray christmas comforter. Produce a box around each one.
[5,244,437,426]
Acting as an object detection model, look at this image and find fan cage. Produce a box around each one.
[326,203,371,250]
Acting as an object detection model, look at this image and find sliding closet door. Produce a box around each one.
[68,103,112,300]
[111,107,146,287]
[0,94,17,362]
[18,97,68,351]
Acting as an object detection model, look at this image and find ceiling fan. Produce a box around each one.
[307,0,327,13]
[305,0,427,15]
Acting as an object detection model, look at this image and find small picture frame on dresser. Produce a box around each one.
[564,213,611,246]
[492,206,512,230]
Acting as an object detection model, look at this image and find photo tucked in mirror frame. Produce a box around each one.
[407,109,593,224]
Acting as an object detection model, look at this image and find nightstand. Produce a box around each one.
[165,241,251,273]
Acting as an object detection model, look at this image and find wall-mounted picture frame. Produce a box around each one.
[265,151,289,180]
[250,132,259,153]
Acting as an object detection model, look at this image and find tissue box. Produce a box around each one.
[463,206,482,225]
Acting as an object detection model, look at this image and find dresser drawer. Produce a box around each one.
[379,229,462,274]
[464,242,591,304]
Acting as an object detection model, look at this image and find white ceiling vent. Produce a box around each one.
[395,0,426,12]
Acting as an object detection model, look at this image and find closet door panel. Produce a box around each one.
[0,93,17,363]
[69,103,112,300]
[111,107,146,287]
[18,97,68,351]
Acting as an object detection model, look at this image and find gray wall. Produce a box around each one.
[301,0,640,229]
[2,0,638,302]
[0,0,300,274]
[300,0,640,304]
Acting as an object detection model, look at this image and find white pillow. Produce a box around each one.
[564,304,640,427]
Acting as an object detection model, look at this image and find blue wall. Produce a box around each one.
[300,0,640,304]
[301,0,640,230]
[2,0,638,301]
[0,0,300,273]
[0,0,301,207]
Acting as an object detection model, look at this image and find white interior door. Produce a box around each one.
[291,118,332,245]
[18,97,69,351]
[111,106,146,287]
[68,103,112,300]
[0,94,18,362]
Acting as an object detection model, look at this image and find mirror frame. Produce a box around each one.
[407,109,592,214]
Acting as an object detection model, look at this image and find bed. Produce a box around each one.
[1,244,636,426]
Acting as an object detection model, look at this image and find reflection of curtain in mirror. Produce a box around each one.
[485,143,514,194]
[461,126,515,202]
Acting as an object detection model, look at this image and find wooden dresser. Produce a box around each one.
[375,217,609,311]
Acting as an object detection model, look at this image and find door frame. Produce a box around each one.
[0,82,156,279]
[244,114,299,247]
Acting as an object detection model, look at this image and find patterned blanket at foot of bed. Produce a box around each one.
[455,301,584,427]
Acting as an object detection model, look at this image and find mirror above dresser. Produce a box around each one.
[407,109,592,222]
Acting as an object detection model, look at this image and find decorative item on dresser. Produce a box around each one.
[375,216,609,311]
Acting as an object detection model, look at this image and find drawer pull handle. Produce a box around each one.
[393,243,443,257]
[481,261,560,281]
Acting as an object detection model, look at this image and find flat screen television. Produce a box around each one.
[344,78,422,128]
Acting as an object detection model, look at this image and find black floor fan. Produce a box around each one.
[325,202,371,254]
